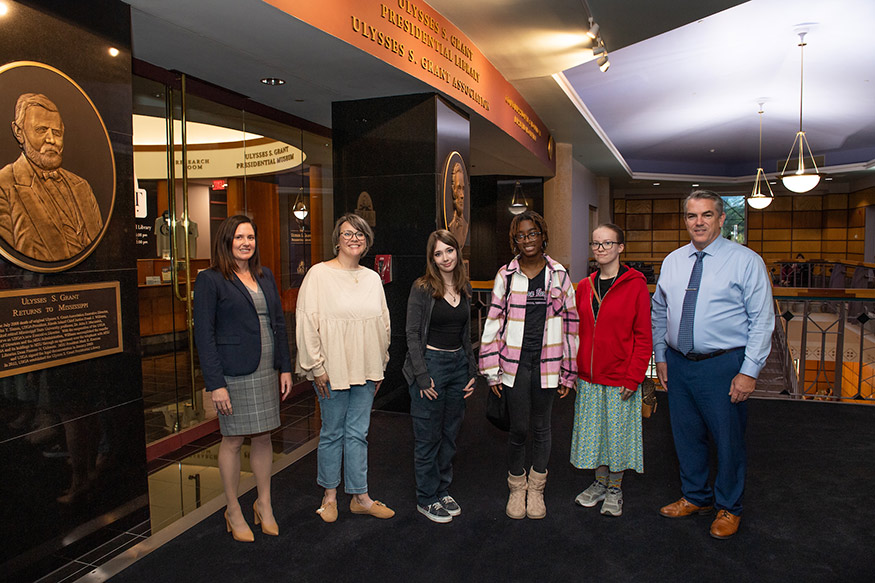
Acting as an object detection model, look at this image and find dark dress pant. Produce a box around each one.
[666,347,748,514]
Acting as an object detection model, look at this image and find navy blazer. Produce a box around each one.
[193,266,293,391]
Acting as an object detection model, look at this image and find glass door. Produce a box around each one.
[133,74,331,446]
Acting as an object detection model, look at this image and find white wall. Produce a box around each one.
[569,157,599,281]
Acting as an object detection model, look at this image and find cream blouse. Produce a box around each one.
[295,261,391,390]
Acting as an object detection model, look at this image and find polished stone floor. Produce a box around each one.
[32,390,318,583]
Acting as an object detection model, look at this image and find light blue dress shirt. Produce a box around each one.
[651,236,774,378]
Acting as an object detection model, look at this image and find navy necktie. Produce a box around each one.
[677,251,704,355]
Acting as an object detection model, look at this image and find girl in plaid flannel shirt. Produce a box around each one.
[479,210,578,519]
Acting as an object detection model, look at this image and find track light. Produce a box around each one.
[598,56,610,72]
[586,17,599,40]
[592,40,606,56]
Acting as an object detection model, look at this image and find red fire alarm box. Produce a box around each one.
[375,254,392,284]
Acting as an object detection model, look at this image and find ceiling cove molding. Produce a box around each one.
[632,159,875,185]
[552,72,632,177]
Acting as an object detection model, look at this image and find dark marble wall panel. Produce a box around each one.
[332,94,470,412]
[0,2,145,581]
[332,93,437,180]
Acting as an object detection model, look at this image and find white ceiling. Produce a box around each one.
[126,0,875,189]
[561,0,875,179]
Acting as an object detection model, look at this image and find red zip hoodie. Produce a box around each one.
[576,266,652,391]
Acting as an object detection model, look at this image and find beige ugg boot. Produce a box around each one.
[526,468,547,519]
[506,472,527,519]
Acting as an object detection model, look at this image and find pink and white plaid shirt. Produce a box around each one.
[479,255,578,389]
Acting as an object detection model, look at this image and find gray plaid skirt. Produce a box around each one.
[219,287,281,436]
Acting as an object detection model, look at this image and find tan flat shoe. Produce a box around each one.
[316,500,338,523]
[350,498,395,519]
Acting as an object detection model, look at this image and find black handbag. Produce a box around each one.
[485,387,510,431]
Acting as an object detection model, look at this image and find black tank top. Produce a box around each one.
[427,297,466,349]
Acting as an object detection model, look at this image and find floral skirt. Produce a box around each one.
[569,378,643,473]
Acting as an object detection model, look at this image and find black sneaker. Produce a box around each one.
[418,502,452,523]
[439,495,461,516]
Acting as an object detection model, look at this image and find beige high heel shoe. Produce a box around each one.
[224,510,254,542]
[253,501,279,536]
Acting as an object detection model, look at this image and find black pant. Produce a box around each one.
[505,350,556,475]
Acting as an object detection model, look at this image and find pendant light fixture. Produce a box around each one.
[780,31,820,193]
[292,187,308,220]
[508,180,529,215]
[748,104,774,209]
[293,131,308,221]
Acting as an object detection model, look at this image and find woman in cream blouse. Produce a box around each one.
[296,212,393,522]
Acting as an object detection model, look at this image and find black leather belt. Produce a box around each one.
[672,346,744,362]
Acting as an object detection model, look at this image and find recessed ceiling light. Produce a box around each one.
[824,177,833,181]
[108,47,119,57]
[691,183,700,187]
[260,77,286,86]
[652,182,660,186]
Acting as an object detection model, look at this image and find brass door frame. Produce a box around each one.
[164,74,199,413]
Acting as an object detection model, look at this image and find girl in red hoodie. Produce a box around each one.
[571,224,652,517]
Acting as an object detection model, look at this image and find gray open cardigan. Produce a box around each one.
[402,282,478,391]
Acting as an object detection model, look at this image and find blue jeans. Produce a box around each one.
[409,349,468,506]
[315,381,375,494]
[666,347,747,514]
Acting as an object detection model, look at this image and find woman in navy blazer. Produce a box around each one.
[194,215,292,542]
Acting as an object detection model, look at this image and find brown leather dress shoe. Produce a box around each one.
[659,497,714,518]
[710,509,741,539]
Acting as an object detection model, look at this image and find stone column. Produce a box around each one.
[544,142,573,268]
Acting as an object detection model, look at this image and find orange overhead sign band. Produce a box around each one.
[264,0,554,171]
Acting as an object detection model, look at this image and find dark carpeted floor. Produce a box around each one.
[109,389,875,583]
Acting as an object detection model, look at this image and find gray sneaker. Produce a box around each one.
[418,502,452,523]
[440,495,461,517]
[575,481,607,507]
[600,487,623,517]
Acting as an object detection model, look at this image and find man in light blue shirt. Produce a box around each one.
[652,190,773,540]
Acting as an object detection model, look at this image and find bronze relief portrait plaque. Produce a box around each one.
[442,151,469,246]
[0,61,116,273]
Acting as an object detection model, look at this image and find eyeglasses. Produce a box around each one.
[514,231,542,242]
[590,241,617,251]
[340,230,366,241]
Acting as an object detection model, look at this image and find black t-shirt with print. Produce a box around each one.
[522,265,547,352]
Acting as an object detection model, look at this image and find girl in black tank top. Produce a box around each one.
[402,230,477,523]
